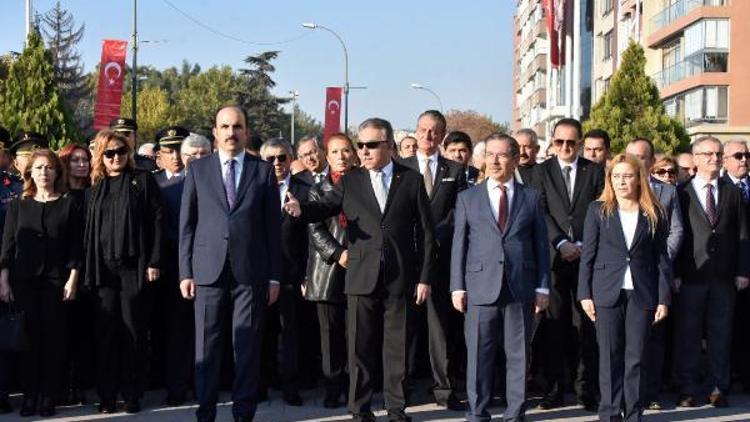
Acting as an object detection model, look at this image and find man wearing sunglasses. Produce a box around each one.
[258,138,311,406]
[179,105,282,422]
[625,137,684,410]
[721,138,750,394]
[673,136,749,408]
[532,118,605,411]
[283,118,435,422]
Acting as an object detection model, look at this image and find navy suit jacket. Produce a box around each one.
[179,153,282,286]
[577,202,672,310]
[450,180,550,305]
[650,177,683,261]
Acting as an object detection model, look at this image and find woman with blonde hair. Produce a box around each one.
[0,149,83,417]
[577,153,671,421]
[84,129,162,414]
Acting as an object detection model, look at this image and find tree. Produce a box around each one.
[446,109,509,144]
[584,41,689,154]
[236,51,289,139]
[41,2,89,130]
[172,66,242,134]
[0,31,77,149]
[120,84,174,144]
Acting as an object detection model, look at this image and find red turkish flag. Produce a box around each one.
[93,40,128,129]
[323,87,343,143]
[543,0,565,68]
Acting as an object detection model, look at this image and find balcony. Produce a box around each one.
[650,0,726,33]
[652,50,728,89]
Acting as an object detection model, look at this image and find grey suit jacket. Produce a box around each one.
[450,180,550,305]
[650,177,683,261]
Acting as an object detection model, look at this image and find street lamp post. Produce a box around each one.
[410,83,444,113]
[289,90,299,145]
[131,0,138,119]
[303,23,349,134]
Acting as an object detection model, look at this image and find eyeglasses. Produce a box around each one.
[553,139,578,149]
[103,146,128,159]
[264,154,287,163]
[679,166,697,173]
[694,151,723,159]
[653,168,676,176]
[358,140,388,150]
[730,152,750,161]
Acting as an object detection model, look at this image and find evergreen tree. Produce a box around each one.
[237,51,289,139]
[0,31,76,149]
[41,2,89,130]
[584,41,689,154]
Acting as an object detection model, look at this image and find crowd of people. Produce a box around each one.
[0,107,747,422]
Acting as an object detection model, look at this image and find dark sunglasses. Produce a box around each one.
[265,154,287,163]
[730,152,750,161]
[653,168,676,176]
[553,139,578,149]
[358,140,388,150]
[103,146,128,159]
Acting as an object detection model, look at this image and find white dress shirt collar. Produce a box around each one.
[557,155,578,171]
[218,149,245,164]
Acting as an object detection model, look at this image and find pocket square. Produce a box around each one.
[442,177,455,182]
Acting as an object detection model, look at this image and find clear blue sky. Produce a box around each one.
[1,0,514,130]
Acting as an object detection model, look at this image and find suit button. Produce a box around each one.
[626,257,630,262]
[567,215,573,221]
[224,235,229,240]
[380,224,386,229]
[37,233,43,238]
[712,230,716,234]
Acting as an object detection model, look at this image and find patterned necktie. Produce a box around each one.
[373,170,388,212]
[224,158,237,209]
[423,158,434,198]
[497,184,508,232]
[562,165,573,202]
[738,180,750,204]
[705,183,718,227]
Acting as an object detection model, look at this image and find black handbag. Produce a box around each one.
[0,302,30,352]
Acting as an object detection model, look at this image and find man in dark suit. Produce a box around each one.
[532,118,605,410]
[625,137,684,409]
[673,136,750,408]
[152,126,194,406]
[451,133,550,422]
[179,105,282,422]
[284,118,435,422]
[721,138,750,393]
[403,110,467,410]
[514,128,540,185]
[258,138,311,405]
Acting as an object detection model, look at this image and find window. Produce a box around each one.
[603,31,614,60]
[682,86,728,124]
[684,19,729,57]
[601,0,614,16]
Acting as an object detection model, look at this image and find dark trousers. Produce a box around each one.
[596,290,652,422]
[317,301,347,397]
[260,283,301,395]
[60,290,95,399]
[13,278,65,399]
[673,281,736,396]
[544,264,598,400]
[194,262,264,421]
[643,313,671,403]
[732,287,750,391]
[94,264,149,402]
[465,295,532,422]
[347,286,411,415]
[423,277,464,402]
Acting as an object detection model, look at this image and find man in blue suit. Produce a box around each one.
[451,133,550,422]
[179,105,282,422]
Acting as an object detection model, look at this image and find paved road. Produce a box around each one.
[1,388,750,422]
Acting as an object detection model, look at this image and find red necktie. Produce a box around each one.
[498,185,508,232]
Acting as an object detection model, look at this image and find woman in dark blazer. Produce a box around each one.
[0,149,84,417]
[303,133,357,408]
[84,130,162,414]
[578,153,671,422]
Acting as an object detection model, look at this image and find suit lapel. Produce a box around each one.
[232,155,255,212]
[358,168,384,219]
[430,158,447,200]
[210,155,230,212]
[687,182,712,227]
[629,212,648,252]
[383,163,404,217]
[547,158,571,209]
[502,182,525,238]
[570,157,586,207]
[479,181,502,236]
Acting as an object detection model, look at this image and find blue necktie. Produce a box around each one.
[224,159,237,209]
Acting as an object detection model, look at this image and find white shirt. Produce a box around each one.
[555,156,580,250]
[453,177,548,296]
[368,160,394,192]
[691,175,719,214]
[312,165,330,184]
[165,169,183,180]
[278,174,291,210]
[217,149,245,190]
[619,209,639,290]
[416,151,439,184]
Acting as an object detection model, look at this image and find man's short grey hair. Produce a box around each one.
[691,135,723,153]
[515,128,539,145]
[472,140,486,157]
[181,133,212,154]
[138,143,155,155]
[261,138,294,158]
[724,138,748,150]
[485,133,520,157]
[297,135,322,151]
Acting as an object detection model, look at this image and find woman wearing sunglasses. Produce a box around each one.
[84,129,163,414]
[651,156,679,186]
